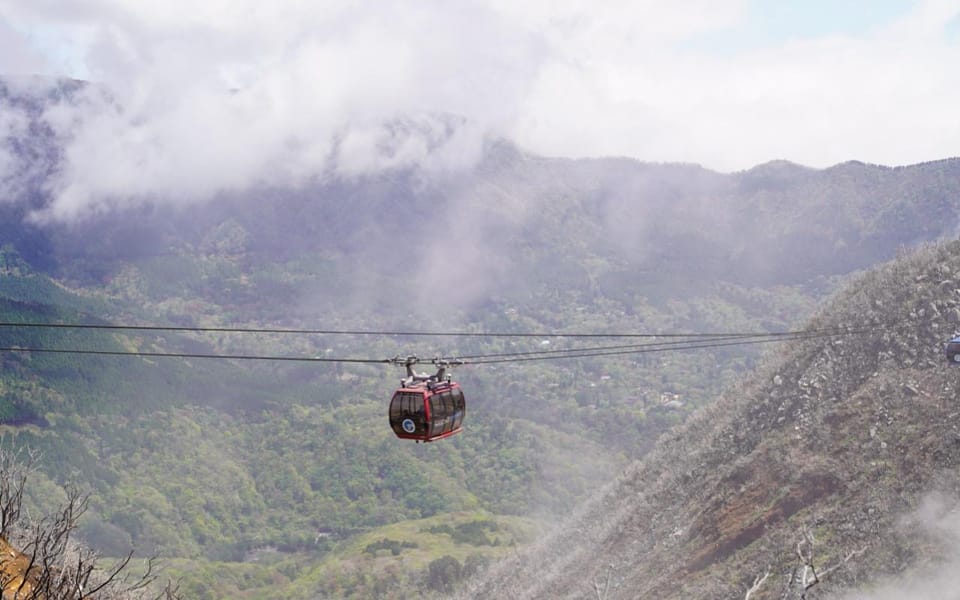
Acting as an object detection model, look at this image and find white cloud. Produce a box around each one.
[0,17,49,75]
[839,493,960,600]
[511,1,960,170]
[0,0,958,219]
[1,0,544,220]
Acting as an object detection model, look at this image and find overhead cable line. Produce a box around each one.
[0,324,895,365]
[455,334,765,361]
[455,330,860,361]
[0,346,390,364]
[0,320,728,337]
[0,320,895,340]
[455,322,906,362]
[464,330,848,364]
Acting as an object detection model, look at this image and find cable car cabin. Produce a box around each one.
[389,382,465,442]
[947,336,960,364]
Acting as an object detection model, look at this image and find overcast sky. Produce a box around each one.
[1,0,959,219]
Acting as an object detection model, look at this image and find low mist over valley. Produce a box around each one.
[2,12,960,596]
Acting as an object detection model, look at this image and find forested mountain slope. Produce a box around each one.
[461,240,960,599]
[4,76,960,317]
[5,77,960,598]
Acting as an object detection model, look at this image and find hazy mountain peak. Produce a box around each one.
[743,158,812,172]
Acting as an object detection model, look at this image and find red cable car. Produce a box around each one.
[389,358,466,442]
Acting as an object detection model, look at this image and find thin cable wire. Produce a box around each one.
[465,330,844,364]
[453,334,766,361]
[0,320,868,339]
[452,323,903,362]
[0,346,390,364]
[0,324,892,365]
[454,336,748,360]
[0,320,709,337]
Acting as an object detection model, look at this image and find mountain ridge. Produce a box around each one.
[461,240,960,599]
[7,77,960,598]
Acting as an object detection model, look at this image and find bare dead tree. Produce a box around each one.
[780,525,867,600]
[0,446,183,600]
[593,564,614,600]
[744,568,770,600]
[0,447,35,540]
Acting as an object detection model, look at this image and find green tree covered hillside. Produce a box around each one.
[2,120,960,595]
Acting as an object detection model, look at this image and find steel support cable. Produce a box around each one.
[0,320,901,340]
[452,323,905,362]
[461,328,886,365]
[0,323,897,364]
[0,347,390,364]
[454,333,776,361]
[464,334,815,365]
[0,321,758,337]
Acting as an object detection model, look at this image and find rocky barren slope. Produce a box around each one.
[460,240,960,599]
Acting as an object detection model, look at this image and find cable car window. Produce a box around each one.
[411,393,426,433]
[391,391,426,436]
[407,393,420,415]
[389,396,401,422]
[451,388,465,429]
[430,391,451,434]
[441,391,454,433]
